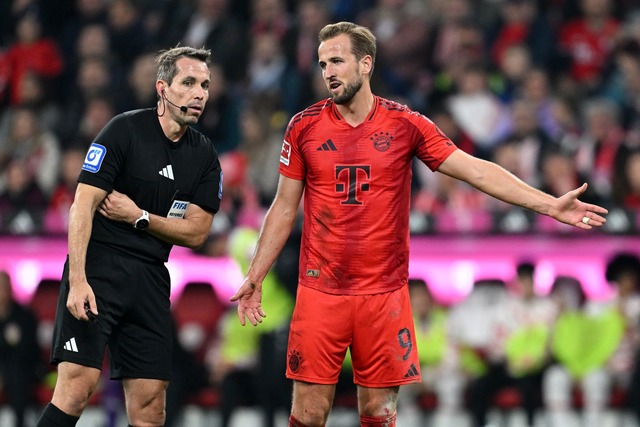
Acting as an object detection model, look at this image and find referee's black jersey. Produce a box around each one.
[78,108,223,263]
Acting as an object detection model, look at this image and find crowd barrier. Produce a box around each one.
[1,234,637,305]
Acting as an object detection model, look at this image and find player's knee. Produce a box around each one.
[358,389,398,418]
[51,366,101,416]
[290,408,329,427]
[126,390,166,427]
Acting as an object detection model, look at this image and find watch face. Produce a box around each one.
[135,219,149,230]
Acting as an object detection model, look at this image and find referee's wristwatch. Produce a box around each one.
[133,209,150,230]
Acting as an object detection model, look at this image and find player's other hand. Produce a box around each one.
[229,278,267,326]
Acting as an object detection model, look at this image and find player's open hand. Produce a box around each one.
[552,183,608,229]
[229,278,267,326]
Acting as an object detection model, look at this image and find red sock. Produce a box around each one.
[359,413,397,427]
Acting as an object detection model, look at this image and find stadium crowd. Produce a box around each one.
[1,0,640,237]
[2,0,640,426]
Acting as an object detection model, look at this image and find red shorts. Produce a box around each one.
[286,285,421,387]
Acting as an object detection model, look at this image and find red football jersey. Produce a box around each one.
[279,96,457,295]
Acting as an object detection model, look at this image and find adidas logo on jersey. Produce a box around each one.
[64,337,79,352]
[404,363,419,378]
[316,139,337,151]
[159,165,174,180]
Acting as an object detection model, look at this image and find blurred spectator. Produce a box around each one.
[164,0,249,83]
[425,0,474,72]
[59,56,113,145]
[59,21,121,104]
[0,270,41,427]
[556,0,620,93]
[467,263,556,427]
[115,51,158,111]
[59,0,108,69]
[194,63,242,154]
[494,44,533,102]
[426,15,487,109]
[0,158,48,234]
[574,98,626,202]
[250,0,292,41]
[612,147,640,210]
[245,31,291,112]
[238,103,284,206]
[76,94,116,144]
[603,38,640,131]
[206,227,294,427]
[207,151,261,238]
[448,279,512,425]
[0,70,63,144]
[501,98,559,187]
[488,0,555,71]
[0,105,61,196]
[283,0,331,113]
[447,63,512,159]
[106,0,150,70]
[543,275,624,427]
[519,68,562,139]
[44,146,86,234]
[600,253,640,403]
[4,4,64,106]
[397,278,465,427]
[357,0,430,103]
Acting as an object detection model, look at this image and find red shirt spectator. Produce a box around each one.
[557,0,620,84]
[5,7,64,105]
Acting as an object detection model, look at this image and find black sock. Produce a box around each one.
[36,403,80,427]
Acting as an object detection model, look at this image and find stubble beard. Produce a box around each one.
[332,76,364,105]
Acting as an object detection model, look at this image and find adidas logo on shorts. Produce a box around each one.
[404,363,419,378]
[64,337,79,352]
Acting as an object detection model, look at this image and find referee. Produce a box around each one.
[36,46,222,427]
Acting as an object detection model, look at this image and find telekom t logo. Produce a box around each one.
[335,165,370,205]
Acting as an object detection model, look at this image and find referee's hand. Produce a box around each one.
[230,278,267,326]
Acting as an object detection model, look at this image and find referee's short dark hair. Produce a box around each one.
[156,46,211,85]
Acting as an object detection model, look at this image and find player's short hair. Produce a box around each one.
[156,46,211,85]
[318,22,377,75]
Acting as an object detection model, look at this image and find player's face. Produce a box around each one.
[318,34,365,105]
[167,57,210,125]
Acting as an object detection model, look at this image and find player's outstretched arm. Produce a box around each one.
[437,150,608,229]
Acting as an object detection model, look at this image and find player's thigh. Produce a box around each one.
[351,286,421,387]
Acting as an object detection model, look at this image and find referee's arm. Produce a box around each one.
[146,203,213,249]
[97,190,214,249]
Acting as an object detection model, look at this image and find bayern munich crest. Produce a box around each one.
[370,132,393,152]
[288,350,302,373]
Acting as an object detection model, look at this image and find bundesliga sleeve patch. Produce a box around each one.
[280,140,291,166]
[82,143,107,173]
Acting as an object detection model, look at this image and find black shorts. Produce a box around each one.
[50,242,172,380]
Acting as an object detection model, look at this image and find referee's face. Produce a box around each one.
[167,57,211,126]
